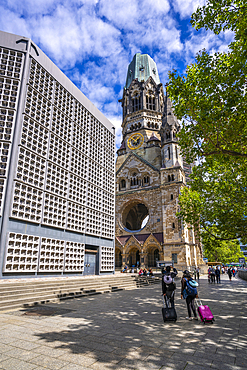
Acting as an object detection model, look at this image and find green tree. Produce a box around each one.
[168,0,247,242]
[178,158,247,242]
[202,228,244,264]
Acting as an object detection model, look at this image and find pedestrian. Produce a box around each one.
[122,264,128,273]
[193,267,197,280]
[196,267,200,280]
[162,266,176,308]
[181,270,198,321]
[210,268,216,283]
[215,266,221,283]
[208,267,211,283]
[232,268,236,277]
[227,267,232,281]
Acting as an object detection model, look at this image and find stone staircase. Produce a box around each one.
[0,274,161,312]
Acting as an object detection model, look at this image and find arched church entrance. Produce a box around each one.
[147,247,160,267]
[115,248,122,268]
[128,247,140,267]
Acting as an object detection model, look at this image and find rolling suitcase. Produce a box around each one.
[162,294,177,322]
[196,298,214,324]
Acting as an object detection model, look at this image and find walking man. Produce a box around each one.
[215,266,221,283]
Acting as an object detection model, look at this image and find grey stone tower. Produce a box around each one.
[115,53,204,270]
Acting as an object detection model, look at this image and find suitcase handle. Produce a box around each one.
[195,298,202,308]
[162,294,169,308]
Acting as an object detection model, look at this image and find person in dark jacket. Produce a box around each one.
[162,266,176,308]
[215,267,221,283]
[227,268,232,281]
[181,270,198,320]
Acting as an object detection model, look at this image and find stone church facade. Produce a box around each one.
[115,53,204,271]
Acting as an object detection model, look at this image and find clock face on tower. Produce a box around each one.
[127,133,144,150]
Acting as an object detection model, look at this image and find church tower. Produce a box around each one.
[115,53,204,271]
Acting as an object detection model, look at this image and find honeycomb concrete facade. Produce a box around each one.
[115,53,204,271]
[0,30,115,278]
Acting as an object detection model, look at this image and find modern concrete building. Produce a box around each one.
[115,53,204,271]
[0,30,115,278]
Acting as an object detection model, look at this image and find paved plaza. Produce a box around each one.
[0,274,246,370]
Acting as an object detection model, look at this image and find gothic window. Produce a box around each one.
[168,147,170,160]
[172,222,175,229]
[120,179,126,189]
[168,175,171,182]
[132,93,141,112]
[175,146,178,159]
[143,176,150,185]
[172,253,177,263]
[130,173,139,187]
[171,194,173,200]
[166,132,171,140]
[146,95,155,110]
[171,174,174,181]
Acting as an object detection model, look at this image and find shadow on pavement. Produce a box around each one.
[29,276,247,369]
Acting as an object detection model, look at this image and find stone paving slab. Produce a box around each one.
[0,274,246,369]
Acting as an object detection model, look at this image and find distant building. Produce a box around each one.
[0,31,115,278]
[115,53,203,270]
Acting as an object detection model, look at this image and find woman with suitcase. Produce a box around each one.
[181,270,198,321]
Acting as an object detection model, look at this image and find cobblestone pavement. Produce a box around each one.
[0,274,246,370]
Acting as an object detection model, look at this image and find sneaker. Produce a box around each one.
[193,317,198,320]
[186,317,193,321]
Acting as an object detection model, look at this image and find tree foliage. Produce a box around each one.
[179,158,247,241]
[191,0,247,43]
[202,227,244,263]
[169,51,247,162]
[168,0,247,242]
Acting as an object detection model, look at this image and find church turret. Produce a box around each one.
[160,95,183,169]
[117,53,165,171]
[119,53,165,133]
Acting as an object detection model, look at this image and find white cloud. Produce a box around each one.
[184,29,233,66]
[98,0,139,30]
[5,0,58,15]
[0,7,31,37]
[0,0,233,152]
[172,0,205,19]
[33,6,82,67]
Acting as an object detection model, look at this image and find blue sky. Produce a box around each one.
[0,0,232,149]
